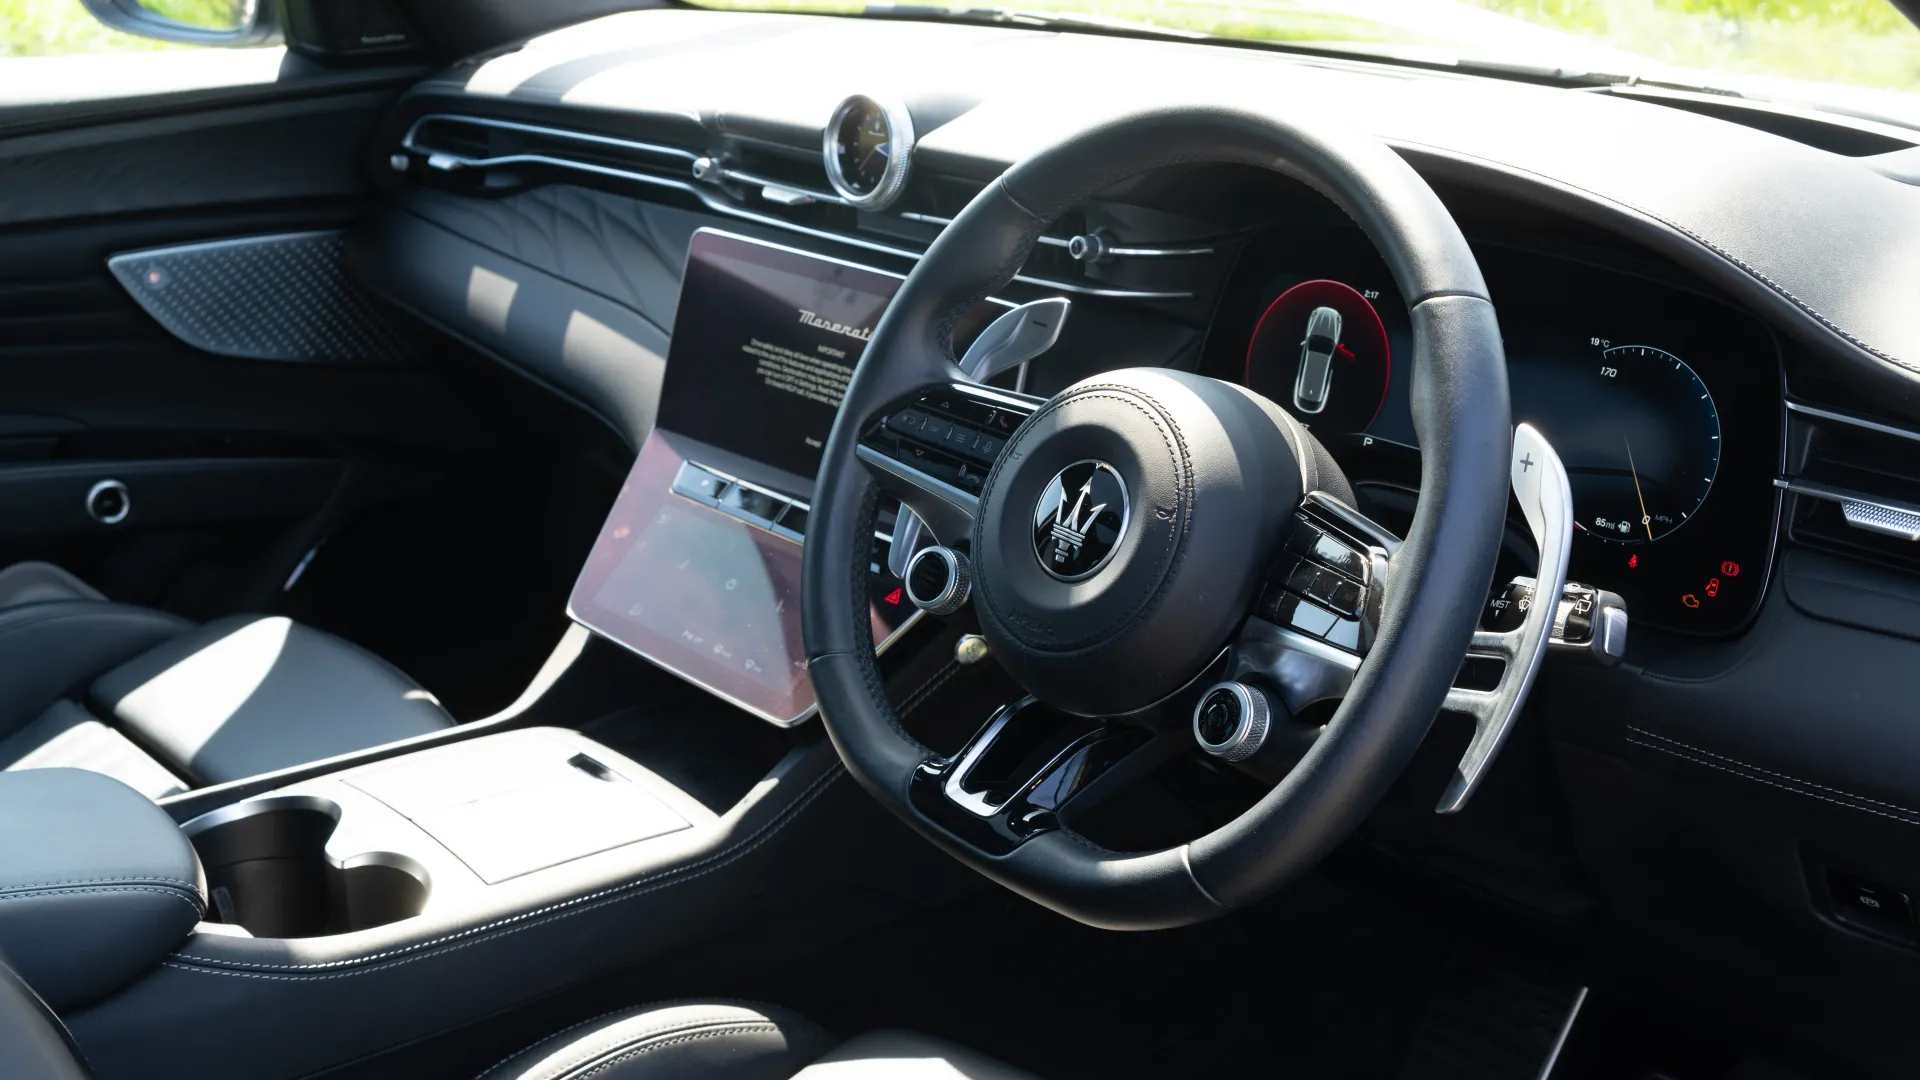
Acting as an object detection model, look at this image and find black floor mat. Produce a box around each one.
[1397,952,1583,1080]
[730,863,1845,1080]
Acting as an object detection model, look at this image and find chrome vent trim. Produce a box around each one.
[1785,400,1920,445]
[1780,400,1920,555]
[394,113,1195,301]
[899,212,1217,260]
[1775,477,1920,542]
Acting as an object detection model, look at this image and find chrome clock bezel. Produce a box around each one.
[822,95,915,211]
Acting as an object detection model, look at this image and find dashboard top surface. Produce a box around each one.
[403,7,1920,406]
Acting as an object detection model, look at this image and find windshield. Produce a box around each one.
[695,0,1920,106]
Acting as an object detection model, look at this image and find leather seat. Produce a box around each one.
[0,561,454,797]
[481,1002,1039,1080]
[1,983,1038,1080]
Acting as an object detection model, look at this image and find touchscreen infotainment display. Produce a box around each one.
[654,231,903,480]
[570,229,950,726]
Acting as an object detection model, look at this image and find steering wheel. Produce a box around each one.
[802,105,1571,930]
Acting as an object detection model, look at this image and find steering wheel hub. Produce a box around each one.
[1030,459,1130,581]
[970,368,1303,717]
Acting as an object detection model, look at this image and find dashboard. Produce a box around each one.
[340,10,1920,1067]
[343,12,1920,1059]
[1201,227,1784,636]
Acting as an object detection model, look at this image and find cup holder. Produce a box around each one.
[184,796,430,939]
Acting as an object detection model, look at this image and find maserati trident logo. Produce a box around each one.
[1031,461,1129,581]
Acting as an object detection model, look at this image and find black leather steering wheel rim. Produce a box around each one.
[802,104,1511,930]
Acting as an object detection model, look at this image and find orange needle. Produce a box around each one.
[1624,436,1653,540]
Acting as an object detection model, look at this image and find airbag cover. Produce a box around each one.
[971,368,1299,716]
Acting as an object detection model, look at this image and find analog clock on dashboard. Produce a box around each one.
[823,94,914,210]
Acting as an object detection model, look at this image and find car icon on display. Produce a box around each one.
[1293,304,1344,414]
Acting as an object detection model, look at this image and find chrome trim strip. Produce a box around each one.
[1537,986,1589,1079]
[1785,400,1920,445]
[402,113,698,164]
[1021,279,1190,300]
[1774,476,1920,513]
[716,166,848,206]
[430,153,693,192]
[182,794,341,837]
[901,213,1214,257]
[398,115,1191,300]
[1775,476,1920,524]
[1107,244,1216,257]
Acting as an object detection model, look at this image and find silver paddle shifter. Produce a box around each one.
[887,298,1071,580]
[1435,423,1574,813]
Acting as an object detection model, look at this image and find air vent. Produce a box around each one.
[400,115,700,192]
[391,114,1229,304]
[1779,402,1920,569]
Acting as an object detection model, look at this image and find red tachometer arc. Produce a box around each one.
[1244,279,1392,432]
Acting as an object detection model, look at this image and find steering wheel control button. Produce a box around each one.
[1306,533,1367,580]
[870,386,1027,484]
[86,479,131,525]
[1193,682,1270,763]
[1277,593,1339,638]
[720,484,782,522]
[1030,460,1129,581]
[1283,519,1324,555]
[905,546,972,616]
[1484,578,1628,666]
[670,462,728,505]
[1323,617,1362,650]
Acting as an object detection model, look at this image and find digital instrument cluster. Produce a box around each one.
[1207,227,1782,636]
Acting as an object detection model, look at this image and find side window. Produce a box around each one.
[2,0,287,106]
[3,0,265,57]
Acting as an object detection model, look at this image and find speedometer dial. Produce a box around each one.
[1532,345,1721,544]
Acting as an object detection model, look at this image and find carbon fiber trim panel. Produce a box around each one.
[109,231,413,364]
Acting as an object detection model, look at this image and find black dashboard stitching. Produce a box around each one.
[1393,139,1918,377]
[1626,725,1920,825]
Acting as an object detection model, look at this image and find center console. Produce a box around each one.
[180,728,715,939]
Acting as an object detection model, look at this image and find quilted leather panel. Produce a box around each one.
[398,185,710,334]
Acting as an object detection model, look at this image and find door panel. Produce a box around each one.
[0,72,485,622]
[0,67,625,715]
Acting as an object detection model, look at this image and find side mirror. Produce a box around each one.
[78,0,278,47]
